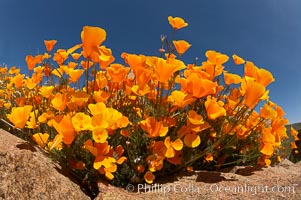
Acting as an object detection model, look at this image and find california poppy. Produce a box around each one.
[72,112,92,132]
[52,114,76,145]
[140,117,168,137]
[205,96,226,120]
[81,26,106,59]
[51,93,67,111]
[32,133,49,148]
[44,40,57,52]
[241,77,267,108]
[7,105,33,128]
[39,86,54,98]
[106,64,130,82]
[53,49,68,65]
[232,54,245,65]
[244,61,274,87]
[173,40,191,56]
[163,136,183,158]
[144,171,156,184]
[151,57,186,83]
[186,73,217,98]
[168,16,188,30]
[223,72,241,85]
[168,90,195,108]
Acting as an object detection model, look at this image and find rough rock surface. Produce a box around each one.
[95,159,301,200]
[0,129,90,200]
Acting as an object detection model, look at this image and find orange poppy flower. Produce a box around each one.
[206,50,229,66]
[166,150,182,165]
[11,74,25,88]
[89,103,123,130]
[173,40,191,56]
[38,111,54,123]
[131,84,151,96]
[95,72,108,89]
[33,65,44,74]
[232,54,245,65]
[0,66,7,74]
[51,93,67,111]
[168,16,188,30]
[81,26,106,59]
[71,53,82,61]
[260,143,274,156]
[52,114,76,145]
[98,163,117,180]
[84,139,98,156]
[144,171,155,184]
[151,57,186,83]
[168,91,195,108]
[140,117,168,137]
[93,142,119,180]
[187,110,205,125]
[164,136,183,158]
[24,77,38,90]
[186,73,217,98]
[114,145,127,164]
[92,128,108,143]
[291,142,298,149]
[93,90,110,103]
[32,133,49,148]
[291,127,299,141]
[223,72,241,85]
[43,63,51,77]
[261,127,275,143]
[205,153,214,162]
[15,97,26,107]
[7,105,33,128]
[26,111,38,129]
[67,68,84,83]
[106,64,130,82]
[39,86,54,98]
[53,49,68,65]
[122,53,146,70]
[72,112,92,132]
[132,67,152,86]
[172,40,191,55]
[260,104,277,120]
[44,40,57,52]
[88,102,107,116]
[241,77,267,108]
[8,66,19,75]
[25,55,38,71]
[70,91,90,107]
[205,96,226,120]
[244,61,274,87]
[146,154,164,172]
[93,46,115,68]
[201,50,229,79]
[184,133,201,148]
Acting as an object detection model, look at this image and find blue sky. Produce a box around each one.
[0,0,300,123]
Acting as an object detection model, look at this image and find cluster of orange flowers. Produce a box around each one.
[0,16,299,185]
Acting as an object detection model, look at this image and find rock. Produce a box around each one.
[0,129,90,200]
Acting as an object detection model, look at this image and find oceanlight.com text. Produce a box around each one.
[126,183,298,196]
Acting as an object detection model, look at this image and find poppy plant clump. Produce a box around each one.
[0,16,299,195]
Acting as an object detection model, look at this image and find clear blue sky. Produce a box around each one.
[0,0,300,123]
